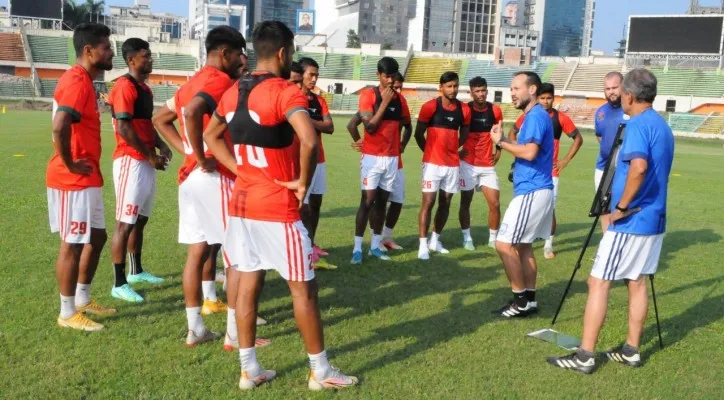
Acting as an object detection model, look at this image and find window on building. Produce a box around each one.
[494,91,502,102]
[666,100,676,112]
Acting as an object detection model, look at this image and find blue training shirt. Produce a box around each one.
[609,108,674,235]
[595,102,625,170]
[513,103,554,196]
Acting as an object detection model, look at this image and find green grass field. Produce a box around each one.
[1,109,723,399]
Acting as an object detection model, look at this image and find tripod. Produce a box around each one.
[549,123,664,349]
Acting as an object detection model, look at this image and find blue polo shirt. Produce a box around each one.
[513,104,554,197]
[595,102,625,170]
[609,108,674,235]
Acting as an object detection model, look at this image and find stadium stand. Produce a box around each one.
[653,68,724,98]
[559,103,597,126]
[567,64,621,92]
[0,75,34,97]
[695,114,724,134]
[153,53,197,71]
[547,63,574,89]
[329,94,359,111]
[111,40,125,69]
[296,52,355,80]
[39,79,59,98]
[406,57,462,84]
[359,55,406,81]
[667,113,708,131]
[150,85,178,103]
[499,103,520,122]
[463,60,548,88]
[27,35,70,65]
[0,33,26,62]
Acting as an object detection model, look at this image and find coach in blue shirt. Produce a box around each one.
[489,71,554,318]
[548,68,674,374]
[594,71,626,232]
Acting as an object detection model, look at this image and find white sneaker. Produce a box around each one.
[429,241,450,254]
[418,248,430,260]
[239,368,277,390]
[488,240,496,249]
[308,367,359,391]
[256,316,267,326]
[185,328,222,347]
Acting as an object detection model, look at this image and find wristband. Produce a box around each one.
[615,203,629,213]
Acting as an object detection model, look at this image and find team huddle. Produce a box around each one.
[46,19,674,390]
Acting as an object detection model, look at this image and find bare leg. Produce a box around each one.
[418,192,437,238]
[202,244,220,283]
[625,277,649,348]
[355,190,376,237]
[432,190,454,234]
[580,276,612,352]
[518,243,538,290]
[306,194,323,244]
[236,271,266,349]
[57,242,84,296]
[481,186,501,230]
[78,228,107,285]
[495,241,525,291]
[127,215,148,274]
[288,279,324,354]
[458,190,474,230]
[369,188,390,236]
[385,201,403,230]
[183,243,210,307]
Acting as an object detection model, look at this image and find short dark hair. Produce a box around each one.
[377,57,399,75]
[298,57,319,71]
[623,68,658,103]
[290,61,304,74]
[513,71,542,96]
[469,76,487,88]
[253,21,294,59]
[393,72,404,83]
[440,71,459,85]
[539,82,555,96]
[73,23,111,57]
[121,38,150,65]
[605,71,624,82]
[205,25,246,54]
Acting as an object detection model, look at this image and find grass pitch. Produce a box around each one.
[0,109,723,399]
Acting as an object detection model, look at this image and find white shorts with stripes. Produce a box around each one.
[497,189,554,245]
[224,217,314,282]
[178,169,234,245]
[47,187,105,244]
[303,162,327,204]
[113,156,156,224]
[591,231,664,281]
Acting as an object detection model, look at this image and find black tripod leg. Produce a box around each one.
[551,214,600,326]
[649,275,664,349]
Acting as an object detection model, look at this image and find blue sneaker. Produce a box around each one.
[350,251,363,265]
[368,248,391,261]
[111,284,144,303]
[127,271,165,284]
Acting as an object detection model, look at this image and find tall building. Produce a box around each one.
[189,0,250,39]
[106,0,188,41]
[327,0,414,51]
[261,0,306,31]
[516,0,594,57]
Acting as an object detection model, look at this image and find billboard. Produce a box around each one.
[627,15,724,55]
[10,0,63,20]
[296,9,315,35]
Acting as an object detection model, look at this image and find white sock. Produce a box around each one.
[239,347,260,373]
[60,294,76,319]
[202,281,217,301]
[308,350,332,377]
[489,229,498,242]
[353,236,363,252]
[226,307,237,341]
[430,232,440,247]
[186,306,205,335]
[371,234,382,250]
[419,237,428,250]
[382,226,393,239]
[462,228,471,242]
[75,283,91,307]
[545,236,554,248]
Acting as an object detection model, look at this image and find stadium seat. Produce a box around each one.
[547,63,574,90]
[463,60,548,88]
[28,35,70,65]
[359,55,406,81]
[150,85,179,103]
[667,113,708,132]
[0,33,26,62]
[696,114,724,134]
[0,77,34,97]
[153,53,198,71]
[296,52,355,80]
[652,68,724,98]
[39,79,58,98]
[406,58,463,84]
[567,64,621,92]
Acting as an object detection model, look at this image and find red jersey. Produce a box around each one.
[514,108,577,177]
[109,74,155,161]
[174,66,235,184]
[358,87,411,156]
[46,65,103,190]
[215,73,309,223]
[462,102,503,167]
[305,92,330,163]
[417,97,471,167]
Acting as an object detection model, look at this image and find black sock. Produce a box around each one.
[114,262,127,287]
[128,252,144,275]
[525,289,536,302]
[513,291,528,307]
[577,348,595,361]
[622,343,639,356]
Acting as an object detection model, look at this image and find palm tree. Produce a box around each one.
[63,0,88,29]
[84,0,105,23]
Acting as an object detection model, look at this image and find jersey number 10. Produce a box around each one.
[234,144,268,168]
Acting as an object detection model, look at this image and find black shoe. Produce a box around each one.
[491,300,514,315]
[547,352,596,374]
[528,301,539,314]
[603,345,642,367]
[497,301,531,318]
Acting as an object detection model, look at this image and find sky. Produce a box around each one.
[3,0,722,53]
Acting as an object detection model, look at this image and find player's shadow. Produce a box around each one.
[655,228,722,274]
[320,204,418,219]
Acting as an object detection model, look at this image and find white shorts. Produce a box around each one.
[224,217,314,282]
[361,154,398,192]
[178,169,234,245]
[552,177,560,208]
[591,231,664,281]
[594,168,604,193]
[459,161,500,191]
[389,168,405,204]
[113,156,156,224]
[47,187,105,244]
[497,189,554,244]
[421,163,459,193]
[303,162,327,204]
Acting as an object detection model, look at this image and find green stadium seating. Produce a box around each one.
[150,85,179,103]
[652,68,724,98]
[695,114,724,134]
[28,35,69,64]
[463,60,548,88]
[39,79,58,98]
[296,52,355,80]
[667,113,707,131]
[359,55,406,81]
[406,58,463,84]
[567,64,620,92]
[547,63,574,89]
[154,53,198,71]
[0,78,35,97]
